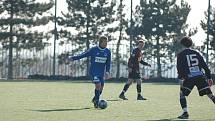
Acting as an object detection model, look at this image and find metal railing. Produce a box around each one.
[0,43,179,79]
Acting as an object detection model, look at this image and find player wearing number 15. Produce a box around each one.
[68,36,111,108]
[176,36,215,119]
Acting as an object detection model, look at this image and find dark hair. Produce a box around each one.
[138,40,144,44]
[180,36,193,48]
[99,36,108,44]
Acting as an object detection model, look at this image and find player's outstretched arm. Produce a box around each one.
[176,54,185,79]
[69,48,93,61]
[140,60,151,67]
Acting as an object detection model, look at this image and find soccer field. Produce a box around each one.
[0,81,215,121]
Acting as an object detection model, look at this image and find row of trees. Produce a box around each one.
[0,0,215,79]
[0,0,54,79]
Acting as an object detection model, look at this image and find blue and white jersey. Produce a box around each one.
[70,46,111,77]
[177,48,211,80]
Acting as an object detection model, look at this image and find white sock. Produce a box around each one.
[182,108,188,113]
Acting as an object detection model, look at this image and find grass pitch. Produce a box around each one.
[0,81,215,121]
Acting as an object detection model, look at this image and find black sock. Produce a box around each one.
[180,98,187,109]
[209,95,215,104]
[121,84,130,94]
[180,93,187,109]
[137,84,141,94]
[94,89,100,103]
[99,90,102,96]
[213,97,215,104]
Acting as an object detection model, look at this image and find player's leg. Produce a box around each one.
[100,78,104,95]
[136,78,146,100]
[93,82,102,108]
[92,79,104,102]
[207,94,215,104]
[119,78,133,100]
[178,79,194,119]
[91,76,102,108]
[195,77,215,104]
[178,90,189,119]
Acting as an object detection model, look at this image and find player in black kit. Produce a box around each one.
[119,40,151,100]
[177,36,215,119]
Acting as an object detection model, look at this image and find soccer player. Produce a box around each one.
[177,36,215,119]
[68,36,111,108]
[119,40,151,100]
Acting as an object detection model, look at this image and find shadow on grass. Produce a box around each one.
[148,118,215,121]
[106,99,123,102]
[30,107,93,112]
[147,118,184,121]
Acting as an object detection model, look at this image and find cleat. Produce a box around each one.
[137,95,147,100]
[93,101,99,108]
[119,93,128,100]
[91,97,95,103]
[91,97,98,108]
[177,112,189,119]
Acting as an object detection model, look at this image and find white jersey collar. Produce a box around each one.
[97,46,106,50]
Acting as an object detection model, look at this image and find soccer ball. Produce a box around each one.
[98,100,107,109]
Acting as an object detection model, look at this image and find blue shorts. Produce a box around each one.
[91,76,104,86]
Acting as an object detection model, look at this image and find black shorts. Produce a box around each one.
[181,76,212,96]
[128,72,141,79]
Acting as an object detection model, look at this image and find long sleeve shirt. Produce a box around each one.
[128,48,149,73]
[177,48,211,80]
[70,46,111,77]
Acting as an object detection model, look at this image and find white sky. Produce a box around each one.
[185,0,215,46]
[49,0,214,46]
